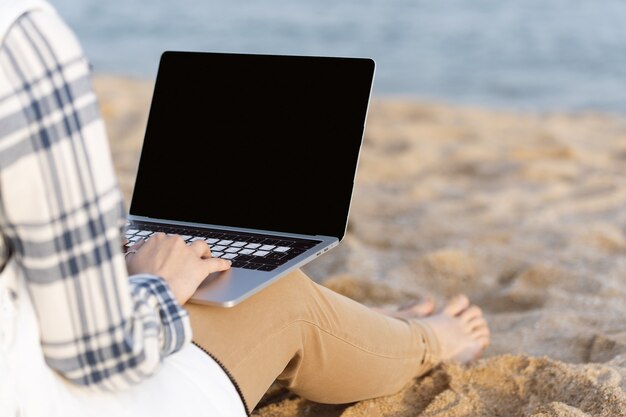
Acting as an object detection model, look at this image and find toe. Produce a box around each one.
[472,327,490,349]
[477,335,490,349]
[443,294,470,316]
[472,343,487,359]
[460,305,483,322]
[472,325,490,337]
[404,297,436,317]
[466,315,488,330]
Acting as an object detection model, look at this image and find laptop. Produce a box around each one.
[125,51,375,307]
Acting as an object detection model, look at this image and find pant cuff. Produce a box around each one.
[412,319,442,371]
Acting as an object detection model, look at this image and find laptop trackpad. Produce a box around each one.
[191,268,270,307]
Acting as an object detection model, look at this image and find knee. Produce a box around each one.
[275,268,312,289]
[281,268,313,288]
[275,269,322,319]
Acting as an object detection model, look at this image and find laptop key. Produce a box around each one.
[212,252,224,258]
[232,241,247,247]
[294,242,316,249]
[260,244,276,251]
[274,246,290,252]
[239,249,255,255]
[137,231,151,236]
[231,261,245,268]
[282,249,305,260]
[252,250,269,257]
[205,238,219,244]
[212,245,227,252]
[222,253,237,260]
[243,263,260,270]
[257,258,282,266]
[258,265,276,271]
[217,240,233,245]
[126,229,139,235]
[225,247,240,253]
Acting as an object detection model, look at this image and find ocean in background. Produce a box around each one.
[51,0,626,113]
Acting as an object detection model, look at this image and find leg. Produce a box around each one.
[186,269,441,412]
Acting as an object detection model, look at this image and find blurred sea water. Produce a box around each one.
[52,0,626,112]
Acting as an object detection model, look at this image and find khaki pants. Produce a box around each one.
[186,269,440,414]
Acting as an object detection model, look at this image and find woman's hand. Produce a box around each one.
[125,233,231,305]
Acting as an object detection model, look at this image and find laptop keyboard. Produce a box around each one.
[124,224,321,272]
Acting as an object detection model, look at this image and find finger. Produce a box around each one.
[166,234,185,244]
[204,257,232,274]
[131,239,146,250]
[190,240,212,258]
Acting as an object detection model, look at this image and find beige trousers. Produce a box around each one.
[186,269,441,414]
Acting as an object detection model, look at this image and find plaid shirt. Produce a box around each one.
[0,10,191,390]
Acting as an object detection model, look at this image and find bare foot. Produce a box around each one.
[372,296,436,319]
[421,295,490,363]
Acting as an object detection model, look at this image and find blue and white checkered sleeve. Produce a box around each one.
[0,10,192,390]
[130,275,191,355]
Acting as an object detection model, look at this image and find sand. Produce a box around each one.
[94,75,626,416]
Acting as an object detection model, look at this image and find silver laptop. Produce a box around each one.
[125,51,375,307]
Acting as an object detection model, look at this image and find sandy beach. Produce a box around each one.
[95,75,626,416]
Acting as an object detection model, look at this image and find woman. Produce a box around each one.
[0,1,489,416]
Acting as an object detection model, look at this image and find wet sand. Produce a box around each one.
[95,75,626,417]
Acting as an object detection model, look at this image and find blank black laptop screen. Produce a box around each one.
[130,51,375,240]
